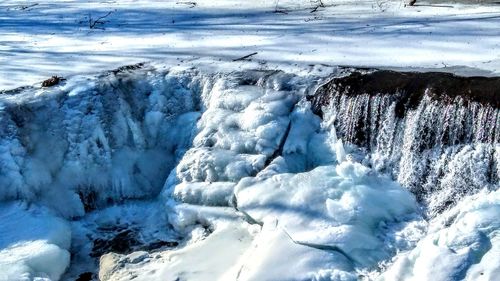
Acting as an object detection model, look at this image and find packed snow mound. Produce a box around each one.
[0,202,71,281]
[378,189,500,281]
[235,162,420,270]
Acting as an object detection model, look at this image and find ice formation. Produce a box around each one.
[0,65,498,280]
[309,71,499,215]
[0,67,204,217]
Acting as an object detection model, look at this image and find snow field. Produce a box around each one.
[2,0,500,90]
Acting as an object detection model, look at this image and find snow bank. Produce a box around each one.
[378,189,500,281]
[0,202,71,281]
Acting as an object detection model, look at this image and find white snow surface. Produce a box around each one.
[378,189,500,281]
[2,0,500,90]
[0,202,71,281]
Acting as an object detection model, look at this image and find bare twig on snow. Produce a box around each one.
[233,52,258,61]
[89,11,113,29]
[176,1,197,8]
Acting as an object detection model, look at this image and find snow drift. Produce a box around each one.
[0,202,71,281]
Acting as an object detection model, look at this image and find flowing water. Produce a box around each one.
[309,70,499,216]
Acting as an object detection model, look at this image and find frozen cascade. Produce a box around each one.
[0,65,208,218]
[0,65,499,280]
[0,65,322,280]
[309,70,500,215]
[0,65,314,218]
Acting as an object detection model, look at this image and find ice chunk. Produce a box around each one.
[235,162,418,268]
[173,181,236,206]
[175,80,299,184]
[233,222,356,281]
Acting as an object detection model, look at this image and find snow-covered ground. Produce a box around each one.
[2,0,500,90]
[0,202,71,280]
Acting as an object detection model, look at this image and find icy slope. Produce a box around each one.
[0,66,207,217]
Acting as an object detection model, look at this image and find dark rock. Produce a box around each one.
[41,76,64,87]
[90,227,179,258]
[110,63,145,75]
[309,70,500,118]
[91,229,140,257]
[144,240,179,251]
[75,272,95,281]
[78,190,98,212]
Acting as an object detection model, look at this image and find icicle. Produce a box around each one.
[335,139,346,163]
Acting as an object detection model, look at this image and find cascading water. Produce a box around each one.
[309,70,499,215]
